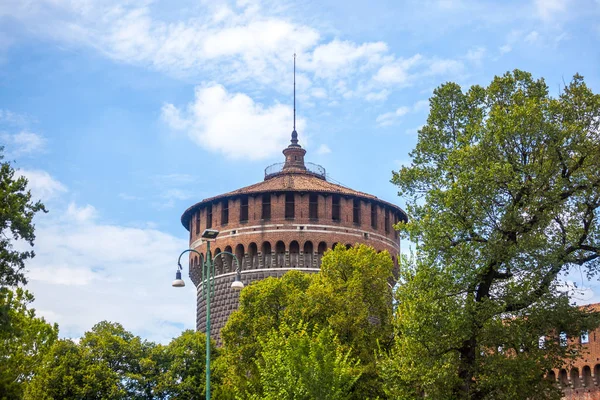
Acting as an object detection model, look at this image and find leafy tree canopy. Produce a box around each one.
[219,244,394,399]
[0,147,46,289]
[389,70,600,399]
[0,288,58,399]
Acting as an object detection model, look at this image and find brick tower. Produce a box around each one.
[180,131,407,342]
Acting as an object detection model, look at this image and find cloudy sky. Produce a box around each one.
[1,0,599,343]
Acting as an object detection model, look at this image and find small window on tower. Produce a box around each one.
[332,195,341,221]
[285,193,295,219]
[195,212,200,235]
[353,198,361,225]
[581,331,589,344]
[221,200,229,225]
[240,196,249,222]
[309,194,318,219]
[559,332,567,347]
[262,194,271,220]
[206,204,213,229]
[371,204,377,229]
[385,209,390,234]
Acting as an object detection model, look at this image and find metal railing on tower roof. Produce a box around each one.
[264,162,326,180]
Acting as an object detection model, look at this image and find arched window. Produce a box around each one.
[559,369,569,387]
[570,368,581,388]
[546,370,556,383]
[248,243,258,270]
[235,244,245,271]
[224,246,233,274]
[317,241,327,268]
[275,241,285,267]
[303,241,314,268]
[262,242,272,268]
[289,241,299,268]
[213,248,223,276]
[583,366,592,387]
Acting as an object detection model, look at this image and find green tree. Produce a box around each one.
[80,321,157,399]
[389,70,600,399]
[219,244,394,399]
[24,339,125,400]
[154,329,218,399]
[251,323,360,400]
[219,269,315,397]
[0,288,58,399]
[0,147,46,289]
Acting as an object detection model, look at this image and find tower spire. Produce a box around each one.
[291,53,299,146]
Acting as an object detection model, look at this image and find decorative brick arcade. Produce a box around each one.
[549,304,600,400]
[180,132,407,344]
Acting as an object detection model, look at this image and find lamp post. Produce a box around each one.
[173,228,244,400]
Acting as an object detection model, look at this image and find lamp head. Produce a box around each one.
[231,271,244,291]
[201,229,219,240]
[172,269,185,287]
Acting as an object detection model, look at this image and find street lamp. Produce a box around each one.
[172,229,244,400]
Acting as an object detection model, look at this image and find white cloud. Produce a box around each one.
[162,83,305,160]
[465,46,486,65]
[17,169,67,201]
[1,131,46,156]
[20,170,194,343]
[365,89,390,102]
[302,39,389,79]
[525,30,540,43]
[499,44,512,54]
[0,109,31,126]
[316,144,331,155]
[66,202,97,223]
[373,55,423,85]
[310,88,327,99]
[376,99,429,127]
[373,54,464,87]
[534,0,569,20]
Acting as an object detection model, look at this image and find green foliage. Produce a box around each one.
[0,147,47,289]
[219,244,394,399]
[219,269,315,395]
[389,70,600,399]
[23,322,219,400]
[251,323,361,400]
[0,288,58,399]
[24,339,125,400]
[80,321,158,399]
[154,329,217,399]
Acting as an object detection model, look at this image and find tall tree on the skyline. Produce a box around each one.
[389,70,600,399]
[0,147,46,289]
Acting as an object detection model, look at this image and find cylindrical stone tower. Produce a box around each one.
[180,133,407,343]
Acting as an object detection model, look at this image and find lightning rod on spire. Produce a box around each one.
[293,53,296,132]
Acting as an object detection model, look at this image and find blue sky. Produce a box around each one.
[1,0,599,343]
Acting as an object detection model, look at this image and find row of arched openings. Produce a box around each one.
[548,365,599,389]
[191,241,329,274]
[190,241,396,275]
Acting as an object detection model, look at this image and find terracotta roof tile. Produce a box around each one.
[204,172,377,201]
[181,171,407,227]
